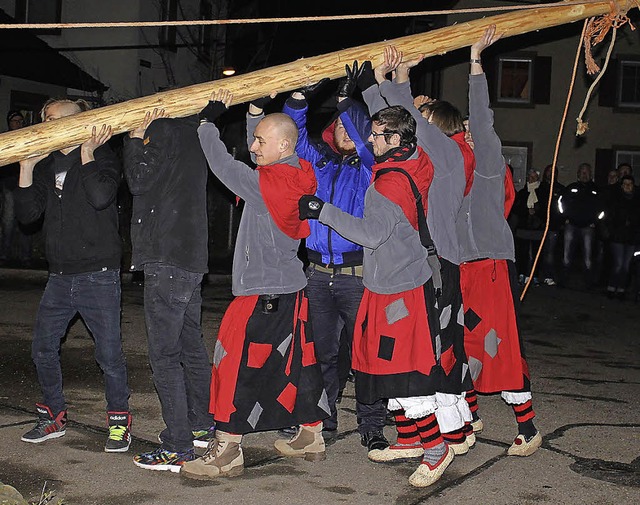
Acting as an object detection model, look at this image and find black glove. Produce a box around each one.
[299,195,325,220]
[356,61,376,91]
[250,95,274,111]
[337,61,363,98]
[199,100,228,123]
[298,78,330,100]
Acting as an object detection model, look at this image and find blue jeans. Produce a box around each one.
[608,243,635,292]
[32,269,129,415]
[143,263,213,452]
[305,264,386,434]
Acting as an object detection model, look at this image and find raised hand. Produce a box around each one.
[471,24,503,60]
[81,125,113,164]
[130,108,167,139]
[200,89,233,122]
[337,61,363,99]
[395,54,425,84]
[249,91,278,115]
[374,46,402,84]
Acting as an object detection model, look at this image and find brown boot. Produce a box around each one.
[274,423,326,461]
[180,431,244,480]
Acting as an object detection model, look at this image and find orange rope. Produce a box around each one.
[0,0,607,30]
[520,19,590,301]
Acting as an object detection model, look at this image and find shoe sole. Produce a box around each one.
[133,460,184,473]
[105,442,131,453]
[181,466,245,480]
[21,430,66,443]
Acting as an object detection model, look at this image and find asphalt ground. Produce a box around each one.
[0,269,638,505]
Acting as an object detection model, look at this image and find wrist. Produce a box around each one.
[470,58,482,65]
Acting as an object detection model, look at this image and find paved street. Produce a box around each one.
[0,269,638,505]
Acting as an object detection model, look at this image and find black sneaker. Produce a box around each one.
[192,426,216,448]
[360,430,390,451]
[277,426,297,437]
[105,411,132,453]
[133,448,196,473]
[21,404,67,443]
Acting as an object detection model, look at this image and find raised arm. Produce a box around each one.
[468,25,505,178]
[282,93,324,166]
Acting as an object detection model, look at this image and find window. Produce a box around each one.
[502,143,532,191]
[159,0,178,51]
[618,60,640,108]
[15,0,62,34]
[498,56,533,104]
[616,149,640,175]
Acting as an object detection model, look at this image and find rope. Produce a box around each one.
[0,0,608,30]
[520,19,590,301]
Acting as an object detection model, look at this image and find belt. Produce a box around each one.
[311,262,363,277]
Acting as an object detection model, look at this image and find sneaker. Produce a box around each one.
[408,445,455,488]
[274,424,326,461]
[181,432,244,480]
[507,431,542,457]
[277,426,297,437]
[133,448,196,472]
[518,274,525,285]
[360,430,390,452]
[21,404,67,443]
[368,443,423,462]
[543,278,556,286]
[105,411,131,453]
[192,426,216,449]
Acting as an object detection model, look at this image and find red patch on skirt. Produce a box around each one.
[247,342,272,368]
[277,382,298,413]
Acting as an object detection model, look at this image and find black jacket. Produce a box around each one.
[559,180,604,228]
[14,145,122,274]
[123,117,208,273]
[607,192,640,244]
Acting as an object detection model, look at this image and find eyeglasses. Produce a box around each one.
[370,130,396,138]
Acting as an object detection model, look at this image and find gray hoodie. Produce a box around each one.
[318,151,432,295]
[377,80,466,265]
[456,74,515,262]
[198,117,307,296]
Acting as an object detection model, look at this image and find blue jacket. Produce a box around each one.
[283,97,374,266]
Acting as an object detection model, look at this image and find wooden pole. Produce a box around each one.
[0,0,635,167]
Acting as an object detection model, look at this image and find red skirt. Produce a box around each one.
[459,259,529,393]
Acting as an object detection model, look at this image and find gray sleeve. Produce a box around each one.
[319,187,401,250]
[468,73,505,178]
[362,85,389,117]
[246,112,263,165]
[380,80,459,177]
[198,122,263,206]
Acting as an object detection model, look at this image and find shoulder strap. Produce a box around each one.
[374,167,442,296]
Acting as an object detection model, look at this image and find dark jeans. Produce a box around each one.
[563,223,595,284]
[515,237,542,277]
[541,230,559,280]
[144,263,213,452]
[608,243,635,292]
[305,264,386,434]
[32,269,129,415]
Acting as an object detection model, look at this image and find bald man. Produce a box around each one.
[180,91,328,480]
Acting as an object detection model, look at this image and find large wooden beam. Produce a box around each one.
[0,0,635,167]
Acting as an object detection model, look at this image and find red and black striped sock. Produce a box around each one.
[442,427,466,445]
[415,413,444,450]
[512,400,537,438]
[465,389,480,421]
[463,422,473,436]
[394,412,420,446]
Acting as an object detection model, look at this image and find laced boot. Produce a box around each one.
[180,431,244,479]
[274,423,326,461]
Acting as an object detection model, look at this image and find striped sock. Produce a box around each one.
[512,400,537,438]
[415,414,444,450]
[462,422,473,436]
[465,389,480,421]
[394,412,420,446]
[442,427,465,445]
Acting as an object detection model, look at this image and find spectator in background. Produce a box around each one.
[511,169,544,286]
[558,163,605,289]
[0,111,25,264]
[538,164,565,286]
[617,163,633,179]
[606,175,640,299]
